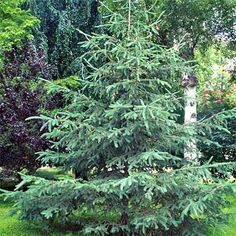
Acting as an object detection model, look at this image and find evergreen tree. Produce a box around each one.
[25,0,99,77]
[4,1,235,235]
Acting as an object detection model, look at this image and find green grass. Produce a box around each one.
[0,199,43,236]
[0,196,235,236]
[209,196,236,236]
[0,197,80,236]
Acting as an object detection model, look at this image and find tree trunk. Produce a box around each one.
[181,73,198,161]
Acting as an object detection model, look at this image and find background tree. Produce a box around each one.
[0,0,98,172]
[25,0,99,77]
[0,0,38,66]
[153,0,236,58]
[196,46,236,168]
[6,1,235,235]
[0,0,42,171]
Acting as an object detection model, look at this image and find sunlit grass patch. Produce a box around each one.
[209,196,236,236]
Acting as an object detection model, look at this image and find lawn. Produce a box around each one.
[209,196,236,236]
[0,199,42,236]
[0,196,235,236]
[0,197,79,236]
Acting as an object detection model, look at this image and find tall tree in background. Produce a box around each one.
[152,0,236,57]
[25,0,99,77]
[7,1,236,235]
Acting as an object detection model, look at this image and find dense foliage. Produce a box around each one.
[105,0,236,58]
[0,0,38,66]
[0,42,55,171]
[25,0,99,77]
[0,0,41,171]
[0,0,98,171]
[196,46,236,166]
[5,2,236,235]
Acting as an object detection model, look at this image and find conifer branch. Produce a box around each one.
[128,0,132,37]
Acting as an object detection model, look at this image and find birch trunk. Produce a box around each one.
[184,85,197,160]
[181,73,198,161]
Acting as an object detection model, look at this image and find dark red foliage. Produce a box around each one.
[0,41,56,171]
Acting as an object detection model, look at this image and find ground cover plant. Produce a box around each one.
[3,1,235,236]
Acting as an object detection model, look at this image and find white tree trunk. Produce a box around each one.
[181,73,198,161]
[184,85,197,161]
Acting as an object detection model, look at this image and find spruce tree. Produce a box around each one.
[4,1,235,235]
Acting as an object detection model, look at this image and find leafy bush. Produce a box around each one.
[0,0,39,66]
[0,42,56,171]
